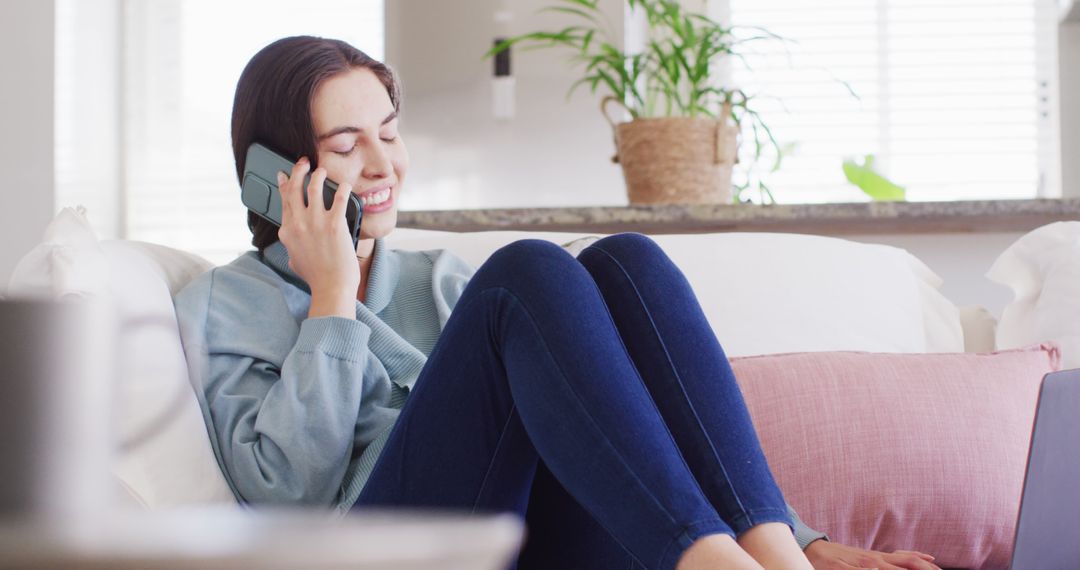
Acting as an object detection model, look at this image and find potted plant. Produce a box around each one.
[488,0,780,205]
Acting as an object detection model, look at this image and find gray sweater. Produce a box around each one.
[173,238,827,547]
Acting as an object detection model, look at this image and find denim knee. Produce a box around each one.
[586,232,666,262]
[489,238,569,263]
[472,239,585,295]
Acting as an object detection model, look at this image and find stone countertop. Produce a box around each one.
[398,198,1080,236]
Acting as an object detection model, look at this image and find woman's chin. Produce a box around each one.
[359,210,399,241]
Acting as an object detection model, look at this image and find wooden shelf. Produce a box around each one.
[398,198,1080,237]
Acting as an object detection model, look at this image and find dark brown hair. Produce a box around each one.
[231,36,401,251]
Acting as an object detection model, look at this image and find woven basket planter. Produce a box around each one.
[603,97,739,205]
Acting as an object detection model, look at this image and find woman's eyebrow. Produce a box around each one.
[317,111,398,141]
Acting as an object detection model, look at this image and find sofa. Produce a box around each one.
[6,207,1079,569]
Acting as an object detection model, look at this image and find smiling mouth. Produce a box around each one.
[359,188,391,206]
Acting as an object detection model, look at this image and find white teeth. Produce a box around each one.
[361,189,391,206]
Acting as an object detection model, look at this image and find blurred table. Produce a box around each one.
[0,507,523,569]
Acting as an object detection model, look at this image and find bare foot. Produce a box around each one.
[737,522,813,570]
[676,533,763,570]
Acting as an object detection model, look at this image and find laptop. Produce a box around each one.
[1008,368,1080,569]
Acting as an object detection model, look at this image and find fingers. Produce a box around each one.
[275,170,289,220]
[278,156,311,216]
[289,157,311,207]
[278,157,336,216]
[277,158,348,243]
[834,561,868,570]
[330,181,352,218]
[306,165,328,211]
[893,551,936,562]
[883,552,940,570]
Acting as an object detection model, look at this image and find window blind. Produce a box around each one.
[121,0,384,264]
[726,0,1059,203]
[55,0,122,240]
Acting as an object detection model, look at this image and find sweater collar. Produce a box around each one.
[260,239,401,315]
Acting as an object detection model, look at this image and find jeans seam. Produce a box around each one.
[490,283,690,537]
[460,270,718,567]
[658,518,735,570]
[734,506,793,534]
[583,242,754,520]
[470,403,521,513]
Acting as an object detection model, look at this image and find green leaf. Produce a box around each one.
[593,68,623,100]
[484,37,517,58]
[540,6,601,25]
[581,29,596,55]
[842,155,907,201]
[758,180,776,204]
[558,0,599,8]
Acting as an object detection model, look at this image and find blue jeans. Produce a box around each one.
[353,234,791,570]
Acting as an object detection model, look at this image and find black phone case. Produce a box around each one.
[241,142,363,249]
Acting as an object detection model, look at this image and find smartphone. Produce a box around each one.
[241,142,363,249]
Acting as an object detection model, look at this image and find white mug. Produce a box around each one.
[0,298,113,526]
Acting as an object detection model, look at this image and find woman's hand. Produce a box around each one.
[276,157,360,318]
[805,540,941,570]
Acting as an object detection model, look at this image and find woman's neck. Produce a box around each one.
[355,238,376,303]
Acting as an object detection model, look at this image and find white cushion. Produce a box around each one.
[958,305,998,353]
[7,207,235,508]
[388,229,963,356]
[987,221,1080,368]
[7,207,108,299]
[116,240,217,297]
[909,256,968,354]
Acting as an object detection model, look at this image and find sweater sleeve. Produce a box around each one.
[204,316,373,506]
[176,267,397,507]
[789,503,829,550]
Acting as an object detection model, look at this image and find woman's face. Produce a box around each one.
[311,67,408,245]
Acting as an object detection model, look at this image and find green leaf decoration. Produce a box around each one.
[842,154,906,201]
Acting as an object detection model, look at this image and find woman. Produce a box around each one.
[175,36,940,570]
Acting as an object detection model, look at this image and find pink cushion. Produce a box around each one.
[731,344,1061,569]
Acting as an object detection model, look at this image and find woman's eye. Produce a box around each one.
[381,135,398,143]
[332,146,357,156]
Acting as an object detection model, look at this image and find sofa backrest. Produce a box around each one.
[6,209,973,512]
[387,228,966,356]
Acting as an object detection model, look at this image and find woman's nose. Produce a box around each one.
[362,144,392,179]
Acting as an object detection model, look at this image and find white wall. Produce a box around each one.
[0,0,56,286]
[385,0,628,211]
[1061,21,1080,198]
